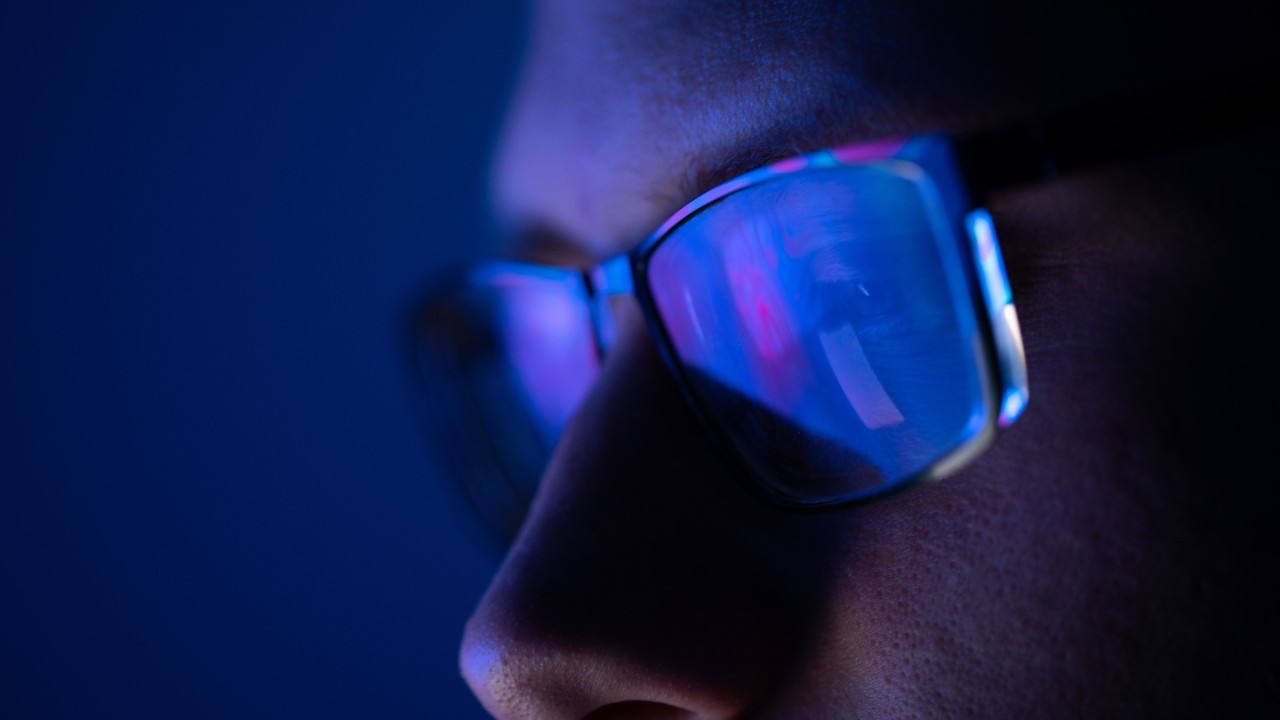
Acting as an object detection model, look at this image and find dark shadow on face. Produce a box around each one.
[458,302,870,716]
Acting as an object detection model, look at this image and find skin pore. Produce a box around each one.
[458,1,1277,717]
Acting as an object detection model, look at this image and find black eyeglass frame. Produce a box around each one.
[408,70,1273,540]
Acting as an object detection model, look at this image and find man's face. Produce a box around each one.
[457,0,1273,717]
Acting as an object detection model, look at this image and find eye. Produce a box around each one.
[847,279,901,324]
[799,248,905,335]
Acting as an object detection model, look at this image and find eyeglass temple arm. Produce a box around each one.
[955,70,1276,203]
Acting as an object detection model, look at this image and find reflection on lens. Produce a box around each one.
[690,368,887,497]
[415,264,599,538]
[648,164,988,502]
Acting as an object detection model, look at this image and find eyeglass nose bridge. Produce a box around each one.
[585,254,636,354]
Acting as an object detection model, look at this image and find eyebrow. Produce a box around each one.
[692,67,1274,212]
[679,125,848,205]
[500,220,600,268]
[505,125,848,265]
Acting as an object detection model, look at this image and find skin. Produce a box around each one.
[458,1,1278,717]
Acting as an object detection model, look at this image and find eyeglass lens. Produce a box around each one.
[416,266,600,537]
[646,165,990,502]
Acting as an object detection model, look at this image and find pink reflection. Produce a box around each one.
[829,138,906,165]
[722,216,808,410]
[770,156,811,174]
[725,219,792,361]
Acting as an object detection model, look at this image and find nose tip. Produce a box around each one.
[459,615,743,720]
[457,482,789,719]
[457,630,507,718]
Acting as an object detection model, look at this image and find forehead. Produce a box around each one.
[488,0,1231,260]
[490,0,923,259]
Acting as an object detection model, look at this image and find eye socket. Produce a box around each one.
[810,277,905,332]
[792,237,913,338]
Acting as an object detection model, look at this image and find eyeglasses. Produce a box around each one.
[410,73,1268,542]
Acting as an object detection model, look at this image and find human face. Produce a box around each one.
[456,0,1277,717]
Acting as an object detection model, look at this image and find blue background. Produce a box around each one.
[1,1,521,717]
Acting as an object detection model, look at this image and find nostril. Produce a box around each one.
[581,701,695,719]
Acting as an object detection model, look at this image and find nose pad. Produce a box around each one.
[458,299,843,719]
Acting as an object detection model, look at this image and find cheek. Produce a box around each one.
[791,437,1169,716]
[779,205,1215,712]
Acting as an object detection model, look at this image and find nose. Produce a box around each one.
[458,301,838,719]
